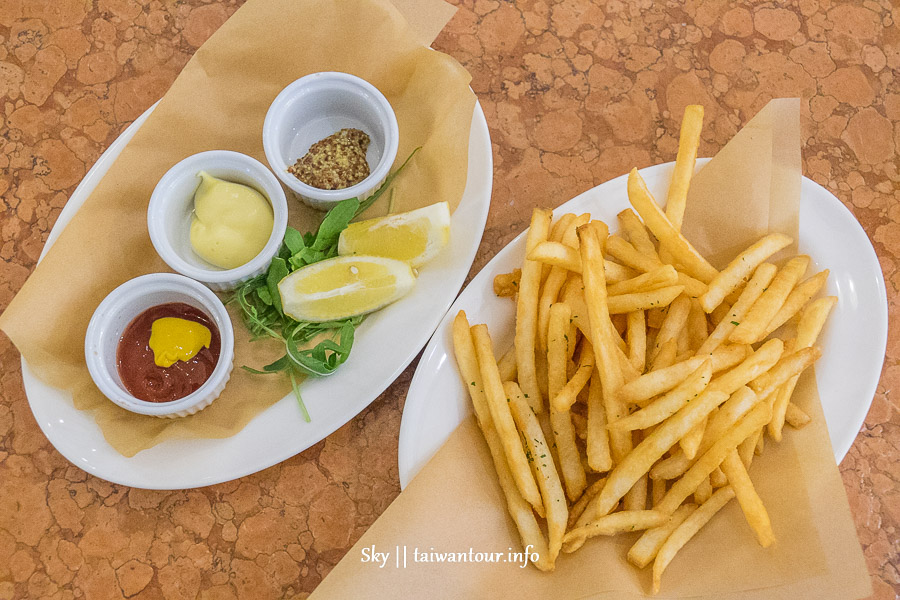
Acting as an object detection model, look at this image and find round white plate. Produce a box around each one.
[22,100,493,489]
[398,160,888,489]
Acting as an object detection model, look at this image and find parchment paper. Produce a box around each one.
[682,98,801,268]
[310,99,871,599]
[0,0,474,457]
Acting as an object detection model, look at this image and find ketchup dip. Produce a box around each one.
[116,302,221,403]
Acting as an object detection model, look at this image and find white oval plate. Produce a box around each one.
[398,160,888,489]
[22,100,493,489]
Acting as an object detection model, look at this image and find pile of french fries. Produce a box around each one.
[454,105,835,593]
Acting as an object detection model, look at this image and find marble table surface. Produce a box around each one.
[0,0,897,598]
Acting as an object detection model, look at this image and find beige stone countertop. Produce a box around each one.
[0,1,897,598]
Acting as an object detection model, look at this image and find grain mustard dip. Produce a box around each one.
[189,171,274,269]
[116,303,221,403]
[288,128,371,190]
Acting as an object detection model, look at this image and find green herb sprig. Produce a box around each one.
[231,149,419,421]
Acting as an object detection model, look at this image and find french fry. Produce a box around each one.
[694,475,713,504]
[624,472,649,512]
[552,341,595,412]
[769,297,836,439]
[605,259,639,283]
[452,311,491,428]
[586,369,612,472]
[649,339,678,372]
[535,347,550,400]
[549,212,575,243]
[618,208,660,260]
[698,233,793,313]
[710,466,728,488]
[627,503,696,568]
[610,360,712,431]
[764,269,830,336]
[676,325,690,358]
[497,345,517,382]
[493,269,521,297]
[528,241,639,285]
[627,168,719,283]
[680,416,706,459]
[687,298,709,351]
[607,265,678,296]
[537,216,589,352]
[651,476,667,507]
[516,208,553,412]
[452,312,552,571]
[507,381,568,563]
[697,262,778,354]
[484,422,554,572]
[608,285,685,315]
[707,338,784,395]
[785,402,811,428]
[676,272,709,298]
[730,256,810,344]
[578,222,633,464]
[627,310,647,372]
[625,430,649,511]
[529,240,581,273]
[739,426,763,468]
[655,401,771,516]
[652,487,736,593]
[749,346,822,402]
[664,104,704,230]
[650,294,691,361]
[548,302,587,501]
[622,345,748,406]
[471,324,545,515]
[617,339,643,382]
[720,449,775,547]
[607,235,662,273]
[574,389,729,535]
[796,296,838,348]
[564,511,667,547]
[543,213,575,285]
[568,477,607,529]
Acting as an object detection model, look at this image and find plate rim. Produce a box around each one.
[397,159,888,489]
[21,99,493,489]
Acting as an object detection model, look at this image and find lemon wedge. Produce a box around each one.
[337,201,450,268]
[278,256,416,322]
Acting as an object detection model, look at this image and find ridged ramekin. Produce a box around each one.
[84,273,235,418]
[263,72,399,211]
[148,150,288,291]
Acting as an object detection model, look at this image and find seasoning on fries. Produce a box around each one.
[451,104,833,592]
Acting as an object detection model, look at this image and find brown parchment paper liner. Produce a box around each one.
[682,99,801,268]
[0,0,474,457]
[310,99,871,599]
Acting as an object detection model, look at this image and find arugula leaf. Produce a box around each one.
[256,285,273,306]
[266,257,289,316]
[312,197,359,251]
[283,227,305,254]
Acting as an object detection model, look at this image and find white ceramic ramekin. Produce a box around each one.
[263,72,400,211]
[148,150,288,292]
[84,273,235,418]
